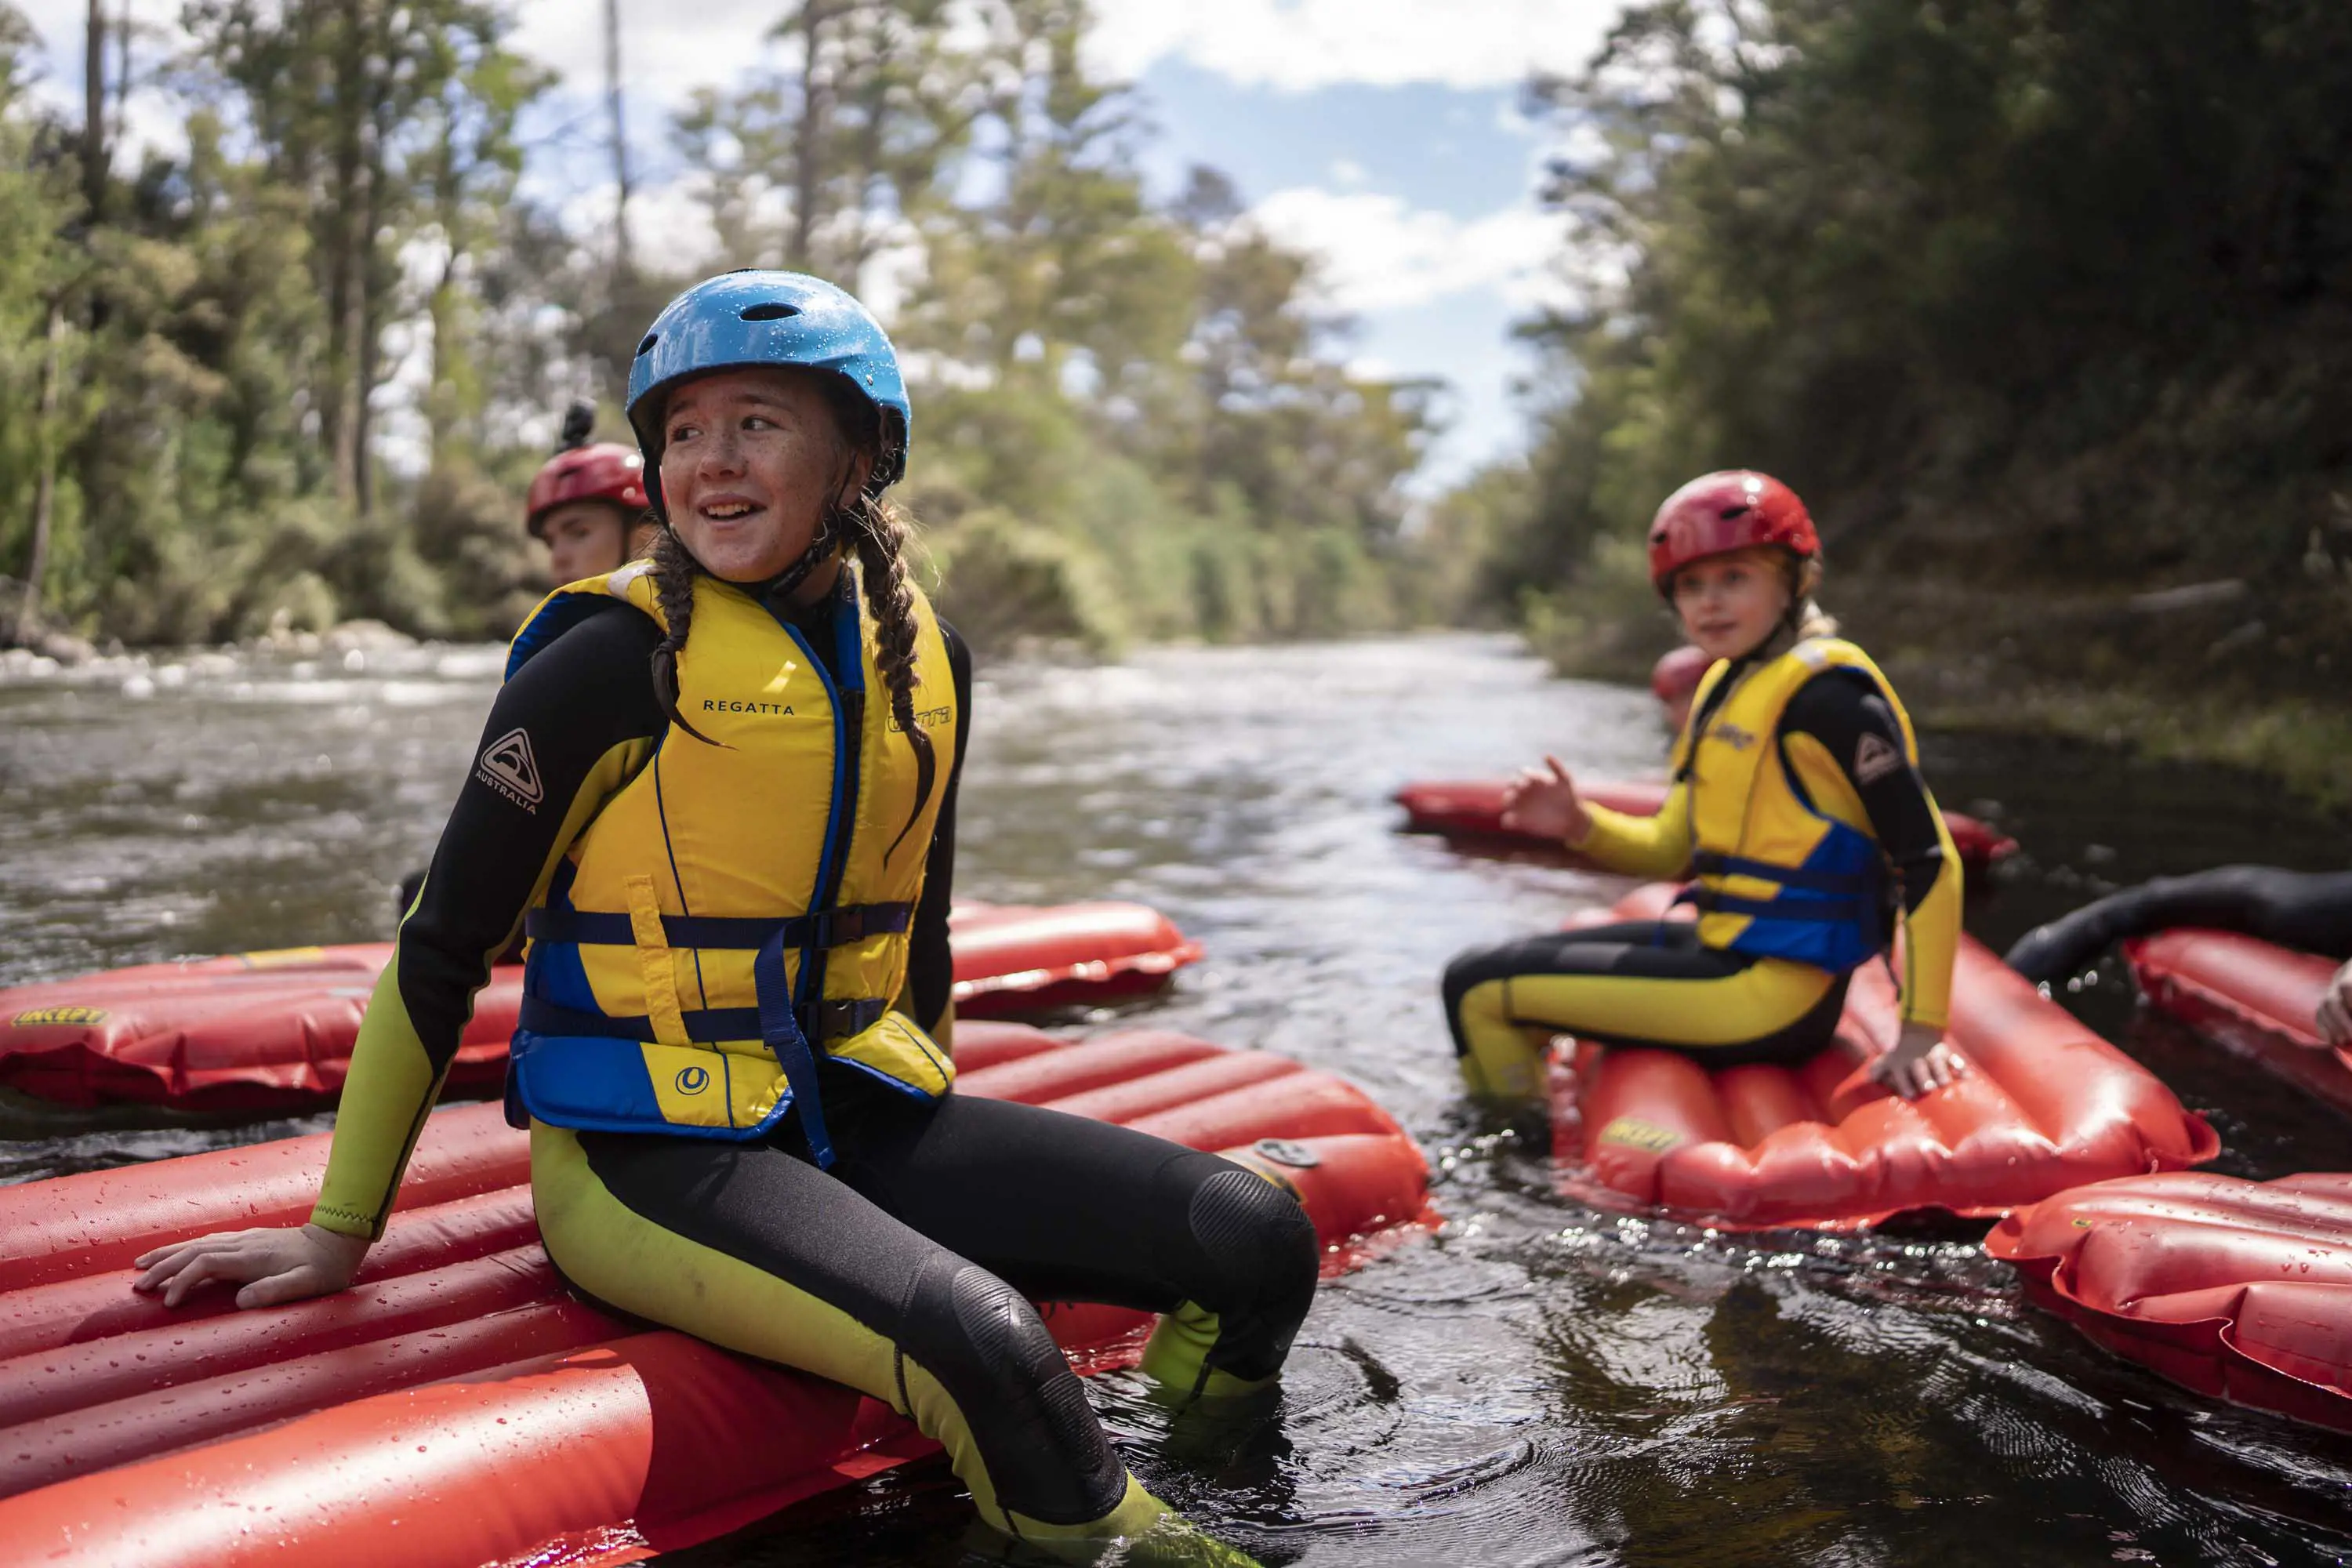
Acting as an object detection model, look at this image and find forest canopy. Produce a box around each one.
[1457,0,2352,751]
[0,0,1435,649]
[7,0,2349,795]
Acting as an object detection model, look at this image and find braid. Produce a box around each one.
[850,490,937,861]
[648,528,721,746]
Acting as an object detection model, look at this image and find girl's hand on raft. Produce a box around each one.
[1871,1023,1965,1099]
[132,1222,369,1309]
[1500,755,1591,844]
[2320,960,2352,1047]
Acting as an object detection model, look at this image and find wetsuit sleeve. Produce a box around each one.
[310,607,666,1240]
[1780,670,1961,1030]
[2006,868,2352,984]
[898,622,974,1044]
[1573,778,1697,879]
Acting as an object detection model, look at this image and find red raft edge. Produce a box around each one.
[2125,928,2352,1118]
[949,900,1203,1018]
[1393,776,2020,876]
[1987,1171,2352,1433]
[1548,884,2217,1232]
[0,1022,1434,1568]
[0,902,1205,1115]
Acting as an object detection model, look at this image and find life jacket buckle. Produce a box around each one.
[799,996,890,1042]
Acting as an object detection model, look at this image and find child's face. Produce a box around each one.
[1671,549,1791,660]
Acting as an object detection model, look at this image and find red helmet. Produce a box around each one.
[1646,470,1818,593]
[526,443,648,538]
[1650,644,1712,705]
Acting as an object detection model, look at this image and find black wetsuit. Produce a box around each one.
[2007,866,2352,985]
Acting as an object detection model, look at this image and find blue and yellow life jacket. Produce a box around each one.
[1675,637,1916,974]
[499,558,958,1165]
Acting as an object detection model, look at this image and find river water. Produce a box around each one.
[4,633,2352,1566]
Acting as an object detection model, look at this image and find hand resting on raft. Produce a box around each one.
[2320,959,2352,1048]
[1869,1022,1965,1099]
[132,1223,368,1310]
[1499,755,1592,844]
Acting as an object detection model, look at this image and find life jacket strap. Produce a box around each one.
[516,994,891,1047]
[524,902,913,950]
[1688,850,1875,895]
[754,926,833,1169]
[1675,885,1882,925]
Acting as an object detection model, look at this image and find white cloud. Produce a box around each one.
[1088,0,1623,92]
[18,0,191,158]
[509,0,780,137]
[1247,187,1569,316]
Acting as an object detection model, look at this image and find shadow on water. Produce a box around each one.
[6,633,2352,1565]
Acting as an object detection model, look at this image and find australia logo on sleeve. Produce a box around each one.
[476,728,544,812]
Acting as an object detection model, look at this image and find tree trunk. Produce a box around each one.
[19,301,67,643]
[82,0,104,220]
[354,109,388,518]
[788,0,843,271]
[323,0,369,508]
[110,0,130,157]
[606,0,632,285]
[845,16,891,289]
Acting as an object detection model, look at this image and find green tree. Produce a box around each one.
[1475,0,2352,699]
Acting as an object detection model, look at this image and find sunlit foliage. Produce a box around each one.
[0,0,1433,651]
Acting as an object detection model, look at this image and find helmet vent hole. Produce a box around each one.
[739,303,800,322]
[1719,504,1751,519]
[635,332,659,357]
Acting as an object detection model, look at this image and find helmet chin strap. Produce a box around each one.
[1731,607,1805,669]
[662,509,844,602]
[745,512,844,604]
[1725,559,1813,669]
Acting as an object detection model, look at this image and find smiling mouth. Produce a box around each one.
[702,501,760,521]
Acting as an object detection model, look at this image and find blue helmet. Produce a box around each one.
[624,270,912,513]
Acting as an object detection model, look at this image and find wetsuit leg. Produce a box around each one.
[529,1118,1162,1544]
[1442,920,1848,1096]
[2006,867,2352,985]
[829,1086,1321,1403]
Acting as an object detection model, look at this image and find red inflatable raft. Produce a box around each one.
[0,1021,1430,1567]
[0,901,1202,1115]
[2125,930,2351,1116]
[950,899,1203,1016]
[1395,777,2019,877]
[1548,885,2216,1229]
[1988,1172,2352,1432]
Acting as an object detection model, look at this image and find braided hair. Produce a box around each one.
[822,380,936,861]
[644,373,936,856]
[647,525,719,746]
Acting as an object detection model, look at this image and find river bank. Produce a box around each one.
[1529,568,2352,818]
[14,586,2346,823]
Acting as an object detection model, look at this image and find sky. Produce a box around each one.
[20,0,1629,489]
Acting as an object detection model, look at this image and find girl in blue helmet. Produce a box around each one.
[133,272,1312,1556]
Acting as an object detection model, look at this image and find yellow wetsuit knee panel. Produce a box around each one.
[1452,978,1550,1098]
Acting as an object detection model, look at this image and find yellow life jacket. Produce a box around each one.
[500,557,959,1164]
[1671,637,1919,973]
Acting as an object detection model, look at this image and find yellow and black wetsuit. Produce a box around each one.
[310,564,1318,1544]
[1443,636,1962,1097]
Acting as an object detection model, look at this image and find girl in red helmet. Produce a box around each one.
[527,403,659,584]
[387,408,666,925]
[1441,470,1966,1100]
